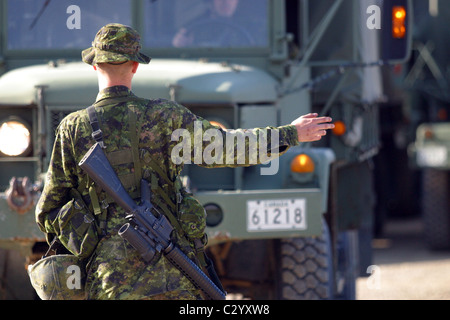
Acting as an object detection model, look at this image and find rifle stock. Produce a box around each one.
[79,143,137,213]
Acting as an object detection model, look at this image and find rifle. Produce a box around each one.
[79,143,226,300]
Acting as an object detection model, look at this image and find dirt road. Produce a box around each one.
[356,217,450,300]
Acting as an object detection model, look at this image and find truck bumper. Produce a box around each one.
[196,188,324,245]
[0,193,44,256]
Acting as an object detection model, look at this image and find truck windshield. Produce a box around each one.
[7,0,132,50]
[6,0,268,51]
[144,0,268,48]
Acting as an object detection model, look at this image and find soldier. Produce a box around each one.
[35,23,334,300]
[172,0,265,47]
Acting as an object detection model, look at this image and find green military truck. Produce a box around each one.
[0,0,411,299]
[405,0,450,250]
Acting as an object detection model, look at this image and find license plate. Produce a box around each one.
[246,199,307,232]
[417,146,447,167]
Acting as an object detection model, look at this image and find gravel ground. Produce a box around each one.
[356,217,450,300]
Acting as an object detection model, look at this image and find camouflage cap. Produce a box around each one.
[82,23,151,66]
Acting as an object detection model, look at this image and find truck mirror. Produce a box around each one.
[381,0,413,63]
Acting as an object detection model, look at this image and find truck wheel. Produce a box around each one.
[276,220,333,299]
[422,169,450,249]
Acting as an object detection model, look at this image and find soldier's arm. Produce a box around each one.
[170,104,308,168]
[35,123,79,234]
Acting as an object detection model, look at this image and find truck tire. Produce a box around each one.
[422,169,450,249]
[276,220,333,299]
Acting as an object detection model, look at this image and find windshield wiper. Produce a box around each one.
[29,0,51,30]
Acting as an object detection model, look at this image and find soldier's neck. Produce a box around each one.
[98,77,132,91]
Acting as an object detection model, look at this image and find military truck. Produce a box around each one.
[0,0,411,299]
[405,0,450,250]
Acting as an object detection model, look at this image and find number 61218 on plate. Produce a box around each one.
[246,199,307,232]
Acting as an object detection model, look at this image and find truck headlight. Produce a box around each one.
[0,119,31,156]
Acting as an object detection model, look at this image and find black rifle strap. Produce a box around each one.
[86,105,108,233]
[87,105,105,148]
[193,237,226,293]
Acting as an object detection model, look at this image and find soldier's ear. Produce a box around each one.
[131,61,139,74]
[93,65,97,71]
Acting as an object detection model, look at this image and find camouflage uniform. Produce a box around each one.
[35,24,299,300]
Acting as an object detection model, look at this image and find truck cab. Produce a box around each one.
[0,0,411,299]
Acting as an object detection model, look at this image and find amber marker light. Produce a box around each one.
[424,127,434,140]
[291,154,315,173]
[393,6,407,39]
[209,120,227,130]
[332,120,346,136]
[437,108,448,121]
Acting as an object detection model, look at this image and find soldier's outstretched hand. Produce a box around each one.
[291,113,335,142]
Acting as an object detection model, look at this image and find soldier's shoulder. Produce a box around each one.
[143,98,191,115]
[147,98,183,109]
[62,109,88,124]
[56,109,89,133]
